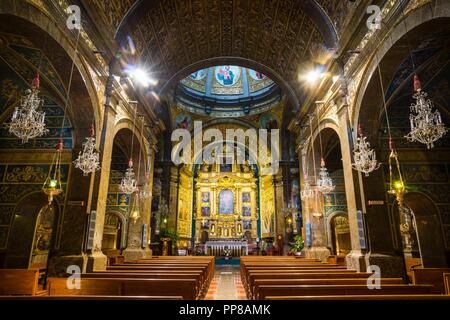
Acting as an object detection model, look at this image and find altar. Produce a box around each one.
[205,240,248,257]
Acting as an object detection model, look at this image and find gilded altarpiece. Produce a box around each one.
[177,169,193,239]
[193,162,259,241]
[260,175,275,238]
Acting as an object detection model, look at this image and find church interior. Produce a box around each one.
[1,0,450,302]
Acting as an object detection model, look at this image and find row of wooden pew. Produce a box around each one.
[240,256,450,300]
[0,256,215,300]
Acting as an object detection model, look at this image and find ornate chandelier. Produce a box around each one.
[42,139,64,204]
[73,125,100,176]
[120,159,138,194]
[316,158,335,194]
[8,74,48,143]
[139,173,152,199]
[300,174,315,200]
[352,124,381,176]
[405,75,447,149]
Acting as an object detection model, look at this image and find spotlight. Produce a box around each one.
[305,69,322,84]
[125,65,158,87]
[130,68,158,87]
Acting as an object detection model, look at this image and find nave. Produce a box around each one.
[1,0,450,308]
[2,255,450,300]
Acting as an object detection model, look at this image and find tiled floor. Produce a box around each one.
[204,265,247,300]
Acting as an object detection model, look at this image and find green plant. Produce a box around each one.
[290,235,304,253]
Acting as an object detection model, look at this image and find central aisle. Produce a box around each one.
[204,265,247,300]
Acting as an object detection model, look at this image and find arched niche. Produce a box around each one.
[404,192,447,267]
[102,210,127,256]
[5,192,59,269]
[326,211,351,256]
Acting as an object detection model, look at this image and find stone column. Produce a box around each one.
[299,146,330,262]
[86,104,117,271]
[47,146,92,276]
[273,174,285,255]
[362,168,405,278]
[335,98,367,271]
[123,140,155,261]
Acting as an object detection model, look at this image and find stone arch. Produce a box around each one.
[160,57,300,108]
[5,192,60,268]
[113,119,150,174]
[353,0,450,132]
[305,120,341,176]
[403,192,447,267]
[103,209,128,251]
[326,211,350,255]
[0,2,102,141]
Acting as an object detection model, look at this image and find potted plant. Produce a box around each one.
[290,235,304,256]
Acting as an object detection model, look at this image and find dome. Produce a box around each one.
[174,66,282,117]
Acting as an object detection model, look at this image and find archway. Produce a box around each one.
[5,193,59,269]
[102,211,127,259]
[355,13,450,267]
[303,123,348,261]
[327,212,351,256]
[106,126,148,260]
[404,192,447,267]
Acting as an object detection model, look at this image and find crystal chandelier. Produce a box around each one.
[42,139,64,204]
[316,158,335,194]
[139,173,152,199]
[405,75,447,149]
[120,159,138,194]
[73,125,100,176]
[8,74,48,143]
[300,174,315,200]
[352,124,381,176]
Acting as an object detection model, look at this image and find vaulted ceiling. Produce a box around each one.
[88,0,347,105]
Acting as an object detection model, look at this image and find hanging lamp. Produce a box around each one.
[120,102,139,195]
[398,10,447,148]
[42,30,80,203]
[8,74,49,143]
[73,124,100,175]
[351,124,381,176]
[300,116,315,200]
[42,139,64,204]
[315,104,334,194]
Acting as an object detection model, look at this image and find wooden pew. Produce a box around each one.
[412,268,450,294]
[244,271,366,297]
[241,267,349,289]
[47,277,198,300]
[106,265,210,289]
[444,273,450,295]
[250,278,404,299]
[106,256,215,297]
[405,258,422,281]
[255,284,434,300]
[0,295,183,300]
[266,294,450,300]
[126,257,215,282]
[327,255,346,266]
[0,269,47,296]
[83,272,204,297]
